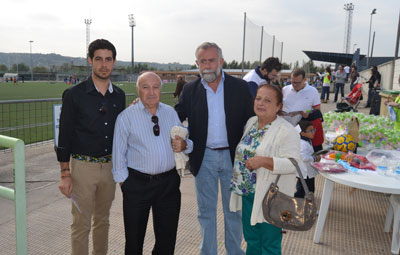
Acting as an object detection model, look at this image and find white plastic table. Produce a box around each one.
[313,168,400,243]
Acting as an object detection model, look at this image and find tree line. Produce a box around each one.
[0,62,157,75]
[189,59,329,73]
[1,60,330,74]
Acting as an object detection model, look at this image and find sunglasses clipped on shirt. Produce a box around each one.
[99,101,108,115]
[151,115,160,136]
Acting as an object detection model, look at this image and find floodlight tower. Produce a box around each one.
[343,3,354,54]
[29,40,34,81]
[84,19,92,76]
[367,9,377,67]
[128,14,136,81]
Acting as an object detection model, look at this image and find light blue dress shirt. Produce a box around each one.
[112,101,193,183]
[201,72,229,149]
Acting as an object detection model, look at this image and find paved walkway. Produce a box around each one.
[1,90,394,255]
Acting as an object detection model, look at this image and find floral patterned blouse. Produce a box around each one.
[230,121,271,196]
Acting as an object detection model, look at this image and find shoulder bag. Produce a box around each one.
[262,158,317,232]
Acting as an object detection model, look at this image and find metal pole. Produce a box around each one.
[280,42,283,62]
[259,26,263,65]
[367,9,376,67]
[0,135,27,255]
[390,10,400,90]
[241,12,246,78]
[131,25,134,81]
[85,19,92,77]
[370,31,376,65]
[272,35,275,57]
[14,139,26,255]
[29,41,33,81]
[367,16,372,67]
[129,14,136,82]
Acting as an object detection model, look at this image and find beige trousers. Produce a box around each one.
[70,158,116,255]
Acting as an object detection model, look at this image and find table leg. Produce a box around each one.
[313,178,334,244]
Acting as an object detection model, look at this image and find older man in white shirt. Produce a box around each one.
[112,72,193,255]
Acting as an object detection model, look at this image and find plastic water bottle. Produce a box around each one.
[395,167,400,181]
[377,156,388,176]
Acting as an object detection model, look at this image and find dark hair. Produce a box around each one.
[298,120,313,132]
[257,84,283,106]
[325,66,331,73]
[88,39,116,60]
[261,57,282,72]
[291,68,305,79]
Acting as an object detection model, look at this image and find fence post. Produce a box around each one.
[0,135,27,255]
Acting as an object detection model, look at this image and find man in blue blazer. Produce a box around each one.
[175,42,254,255]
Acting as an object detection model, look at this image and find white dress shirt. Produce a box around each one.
[112,101,193,183]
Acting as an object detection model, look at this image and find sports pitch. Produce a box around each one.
[0,81,176,100]
[0,81,177,146]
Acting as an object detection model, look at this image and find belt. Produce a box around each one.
[128,167,176,180]
[208,147,230,151]
[71,154,112,163]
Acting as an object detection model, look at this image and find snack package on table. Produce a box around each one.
[312,162,347,173]
[323,150,347,161]
[322,151,376,171]
[345,152,376,170]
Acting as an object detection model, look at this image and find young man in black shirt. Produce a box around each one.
[56,39,125,255]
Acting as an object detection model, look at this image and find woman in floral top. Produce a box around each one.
[230,84,301,255]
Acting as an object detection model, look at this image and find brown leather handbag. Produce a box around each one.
[262,158,317,231]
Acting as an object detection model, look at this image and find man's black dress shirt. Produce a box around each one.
[56,76,126,162]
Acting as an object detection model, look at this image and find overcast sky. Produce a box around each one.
[1,0,399,66]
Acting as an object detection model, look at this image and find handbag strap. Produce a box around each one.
[272,158,310,194]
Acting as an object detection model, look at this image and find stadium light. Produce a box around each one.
[29,40,34,81]
[84,19,92,76]
[367,8,377,67]
[129,14,136,81]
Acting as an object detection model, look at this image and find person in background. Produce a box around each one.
[365,66,381,108]
[283,68,324,152]
[294,120,321,198]
[349,66,360,91]
[57,39,126,255]
[230,84,300,255]
[334,65,347,102]
[344,65,350,82]
[385,92,400,131]
[112,72,193,254]
[243,57,282,97]
[175,42,254,255]
[173,75,186,100]
[318,66,331,103]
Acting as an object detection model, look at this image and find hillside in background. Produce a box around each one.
[0,52,192,71]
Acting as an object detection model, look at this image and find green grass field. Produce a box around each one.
[0,81,176,100]
[0,81,177,147]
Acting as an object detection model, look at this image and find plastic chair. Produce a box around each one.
[384,194,400,254]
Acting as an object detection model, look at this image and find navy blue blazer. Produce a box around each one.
[175,73,254,176]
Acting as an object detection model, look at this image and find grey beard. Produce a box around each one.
[200,67,221,83]
[202,72,217,83]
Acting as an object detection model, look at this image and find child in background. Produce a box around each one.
[294,120,321,198]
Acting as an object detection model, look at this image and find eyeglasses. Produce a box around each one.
[151,116,160,136]
[305,128,316,133]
